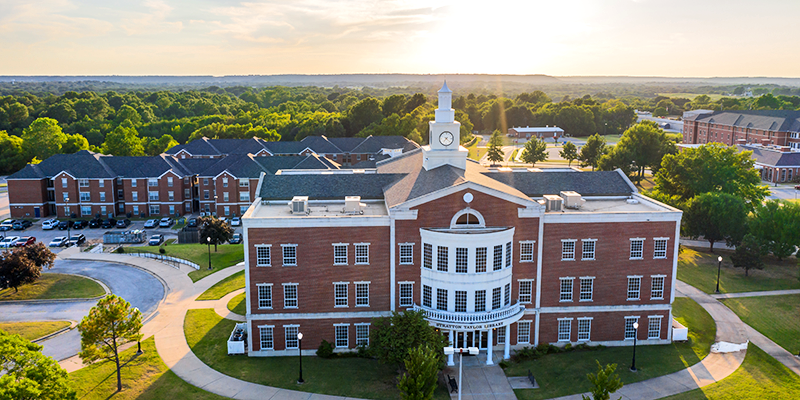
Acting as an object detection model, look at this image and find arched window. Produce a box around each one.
[450,208,486,229]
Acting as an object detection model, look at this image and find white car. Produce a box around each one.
[49,236,68,247]
[230,217,241,226]
[0,236,20,248]
[42,219,59,230]
[159,217,174,227]
[144,219,159,229]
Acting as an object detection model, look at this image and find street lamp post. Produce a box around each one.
[297,332,304,384]
[134,307,143,355]
[715,255,723,294]
[444,345,479,400]
[66,196,71,243]
[207,236,212,270]
[630,322,639,372]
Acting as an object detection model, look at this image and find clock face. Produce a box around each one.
[439,131,454,146]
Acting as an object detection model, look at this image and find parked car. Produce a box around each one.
[0,236,20,248]
[100,218,117,229]
[12,220,32,230]
[0,220,15,231]
[159,217,174,227]
[148,234,164,246]
[230,217,241,226]
[187,218,198,227]
[13,237,36,247]
[144,219,159,229]
[89,218,102,228]
[67,234,86,246]
[116,218,131,228]
[49,236,68,247]
[58,220,71,230]
[229,233,242,244]
[42,219,60,230]
[72,220,87,229]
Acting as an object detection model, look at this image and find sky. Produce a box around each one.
[1,0,799,77]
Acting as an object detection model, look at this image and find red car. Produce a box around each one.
[13,236,36,247]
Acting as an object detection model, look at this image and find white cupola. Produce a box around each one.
[422,81,467,171]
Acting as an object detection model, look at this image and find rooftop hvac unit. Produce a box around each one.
[344,196,366,215]
[289,196,309,215]
[543,195,563,212]
[560,191,585,209]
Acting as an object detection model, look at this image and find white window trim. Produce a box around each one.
[629,238,645,260]
[517,279,534,304]
[627,275,643,301]
[282,283,298,309]
[255,244,272,267]
[333,243,349,265]
[559,276,574,302]
[557,317,573,342]
[581,239,597,261]
[650,274,667,300]
[561,239,577,261]
[653,237,669,259]
[284,324,300,349]
[355,281,370,307]
[648,315,664,340]
[624,316,640,340]
[399,243,414,265]
[256,283,273,309]
[579,276,595,302]
[517,320,531,344]
[519,240,536,263]
[354,322,370,347]
[399,281,414,307]
[354,242,370,265]
[281,244,298,266]
[258,324,275,350]
[577,317,593,342]
[333,281,349,308]
[334,323,350,348]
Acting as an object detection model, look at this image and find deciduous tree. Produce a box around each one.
[730,234,764,277]
[101,121,145,156]
[520,137,548,167]
[370,310,449,367]
[748,200,800,260]
[0,130,26,175]
[0,330,76,400]
[599,121,676,183]
[581,361,623,400]
[559,140,578,166]
[199,216,234,252]
[683,192,748,251]
[397,345,440,400]
[78,295,143,393]
[578,134,607,170]
[0,245,55,293]
[21,118,67,161]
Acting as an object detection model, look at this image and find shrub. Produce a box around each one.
[159,247,166,254]
[114,246,125,253]
[316,339,334,358]
[498,360,509,369]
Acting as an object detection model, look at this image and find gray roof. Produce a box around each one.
[485,170,634,197]
[8,150,117,179]
[259,173,403,200]
[684,110,800,132]
[350,136,420,154]
[299,136,343,154]
[165,135,419,157]
[737,145,800,167]
[104,155,191,178]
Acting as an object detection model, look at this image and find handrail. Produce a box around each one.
[121,251,200,270]
[411,302,524,325]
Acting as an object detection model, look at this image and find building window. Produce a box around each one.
[240,205,248,214]
[648,316,662,339]
[283,284,298,308]
[399,243,414,265]
[355,282,369,307]
[131,179,137,187]
[399,283,413,307]
[455,291,467,312]
[579,277,594,302]
[168,191,174,201]
[581,239,596,260]
[504,283,510,306]
[578,318,592,342]
[99,179,104,187]
[492,287,502,310]
[423,243,432,269]
[517,321,531,343]
[256,245,271,266]
[185,188,191,199]
[257,284,272,308]
[222,177,228,187]
[239,192,250,202]
[132,206,139,216]
[148,178,158,187]
[455,248,468,273]
[333,244,348,265]
[505,241,512,268]
[335,325,349,348]
[654,238,668,259]
[627,276,642,300]
[355,243,369,265]
[149,191,159,201]
[149,205,160,215]
[204,190,209,200]
[223,206,230,216]
[79,179,89,187]
[62,192,69,202]
[167,177,173,187]
[519,241,535,262]
[203,178,209,186]
[282,245,297,266]
[651,276,665,300]
[80,192,90,202]
[437,246,448,272]
[422,285,432,308]
[169,205,175,215]
[81,206,92,216]
[259,326,274,350]
[497,326,506,345]
[560,277,574,302]
[512,279,531,304]
[562,240,576,261]
[334,283,348,307]
[493,245,503,271]
[625,317,639,340]
[355,324,369,347]
[285,326,299,349]
[223,192,229,202]
[437,288,448,311]
[475,290,486,312]
[476,247,487,272]
[62,178,68,188]
[558,319,572,342]
[630,238,644,259]
[239,179,249,187]
[132,192,138,201]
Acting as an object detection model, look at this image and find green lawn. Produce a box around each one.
[721,294,800,355]
[227,292,246,315]
[197,270,245,300]
[184,308,449,399]
[134,243,244,282]
[510,297,715,400]
[677,247,800,294]
[661,344,800,400]
[0,320,71,341]
[69,337,226,400]
[0,273,105,301]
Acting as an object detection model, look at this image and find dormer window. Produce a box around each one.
[450,208,485,229]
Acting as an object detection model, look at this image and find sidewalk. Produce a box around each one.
[712,289,800,299]
[189,288,246,322]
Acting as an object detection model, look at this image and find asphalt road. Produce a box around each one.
[0,259,165,361]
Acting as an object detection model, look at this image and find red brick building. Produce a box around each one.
[242,83,683,364]
[682,110,800,149]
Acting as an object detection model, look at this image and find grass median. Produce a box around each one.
[197,270,245,300]
[134,243,244,282]
[0,321,71,341]
[0,273,105,301]
[509,297,715,400]
[677,247,800,294]
[227,292,246,315]
[721,294,800,355]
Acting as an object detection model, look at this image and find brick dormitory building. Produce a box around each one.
[6,135,419,219]
[240,83,683,364]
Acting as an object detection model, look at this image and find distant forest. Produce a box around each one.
[1,76,800,175]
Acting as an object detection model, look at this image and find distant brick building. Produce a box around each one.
[241,83,683,365]
[682,110,800,149]
[508,126,564,140]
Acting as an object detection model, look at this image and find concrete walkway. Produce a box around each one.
[711,289,800,299]
[446,352,517,400]
[190,288,246,322]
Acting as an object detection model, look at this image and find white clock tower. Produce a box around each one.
[422,81,468,171]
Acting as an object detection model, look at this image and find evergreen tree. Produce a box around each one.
[486,130,505,164]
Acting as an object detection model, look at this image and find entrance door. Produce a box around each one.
[34,207,40,218]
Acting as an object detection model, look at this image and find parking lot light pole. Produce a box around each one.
[630,322,639,372]
[297,332,304,384]
[66,196,71,244]
[207,236,212,270]
[715,255,723,294]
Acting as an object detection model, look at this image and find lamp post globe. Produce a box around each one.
[297,332,304,384]
[630,322,639,372]
[715,255,723,294]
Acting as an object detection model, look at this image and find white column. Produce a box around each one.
[485,329,494,365]
[447,331,455,366]
[503,324,511,360]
